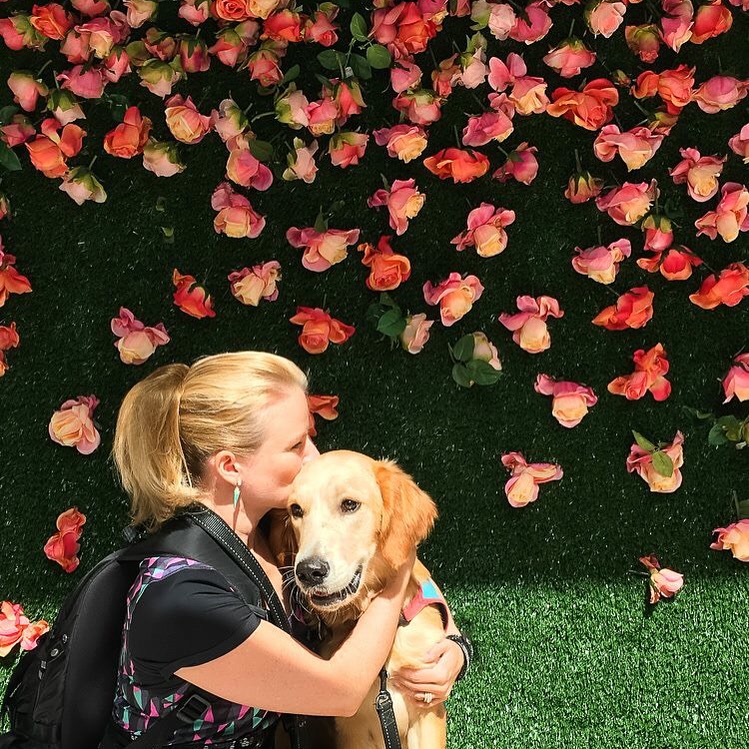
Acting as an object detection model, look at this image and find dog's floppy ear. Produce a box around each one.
[374,459,438,570]
[266,508,299,569]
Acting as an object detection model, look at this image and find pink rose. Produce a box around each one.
[608,343,671,401]
[694,182,749,243]
[400,313,434,354]
[500,451,563,508]
[451,202,516,257]
[328,132,368,168]
[43,507,87,573]
[593,124,664,171]
[373,124,428,163]
[111,307,170,365]
[498,295,564,353]
[722,352,749,403]
[626,431,685,493]
[164,94,212,144]
[226,143,273,190]
[534,374,598,428]
[596,179,659,226]
[669,147,726,201]
[390,59,423,93]
[49,395,101,454]
[286,227,360,272]
[228,261,281,306]
[693,75,748,114]
[572,238,631,284]
[542,37,596,78]
[639,556,684,603]
[211,181,266,239]
[585,0,626,37]
[282,138,318,183]
[492,142,539,185]
[368,178,425,235]
[143,139,185,177]
[728,124,749,163]
[462,110,514,147]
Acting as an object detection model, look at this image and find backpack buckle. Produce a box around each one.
[175,693,211,723]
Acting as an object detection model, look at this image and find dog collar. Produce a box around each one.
[399,578,449,629]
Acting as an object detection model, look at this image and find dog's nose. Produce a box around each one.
[296,557,330,586]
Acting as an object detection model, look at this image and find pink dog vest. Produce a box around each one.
[399,578,449,629]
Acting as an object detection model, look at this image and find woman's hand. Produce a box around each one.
[390,637,465,708]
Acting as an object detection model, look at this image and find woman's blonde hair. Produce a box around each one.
[111,351,308,532]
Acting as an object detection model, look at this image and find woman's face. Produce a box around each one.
[240,386,320,512]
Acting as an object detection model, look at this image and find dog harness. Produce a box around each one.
[376,579,449,749]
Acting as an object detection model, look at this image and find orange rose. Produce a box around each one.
[547,78,619,131]
[358,236,411,292]
[423,147,490,183]
[103,106,152,158]
[212,0,251,21]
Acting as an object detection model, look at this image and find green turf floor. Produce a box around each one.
[1,1,748,746]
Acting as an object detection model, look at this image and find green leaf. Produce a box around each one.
[452,363,474,389]
[0,142,22,172]
[452,335,475,363]
[366,44,392,69]
[737,499,749,520]
[683,406,714,420]
[315,73,335,89]
[313,211,328,234]
[708,423,729,446]
[377,308,406,338]
[350,13,369,42]
[651,451,674,478]
[349,53,372,80]
[160,226,174,244]
[466,359,502,386]
[366,301,385,327]
[248,139,274,162]
[378,292,399,310]
[281,64,300,84]
[0,105,19,125]
[317,49,342,70]
[632,431,657,453]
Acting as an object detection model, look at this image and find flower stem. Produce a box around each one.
[574,148,582,173]
[88,155,98,170]
[36,59,53,78]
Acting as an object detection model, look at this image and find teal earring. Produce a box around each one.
[233,481,242,509]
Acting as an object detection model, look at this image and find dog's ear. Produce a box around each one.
[266,508,298,569]
[374,459,438,570]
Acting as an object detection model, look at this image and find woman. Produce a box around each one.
[104,351,467,747]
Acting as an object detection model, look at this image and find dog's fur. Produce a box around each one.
[269,450,448,749]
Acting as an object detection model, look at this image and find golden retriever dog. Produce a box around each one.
[270,450,448,749]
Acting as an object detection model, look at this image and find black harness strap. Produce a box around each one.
[374,669,402,749]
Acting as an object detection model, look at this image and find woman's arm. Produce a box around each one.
[175,551,415,717]
[390,578,467,706]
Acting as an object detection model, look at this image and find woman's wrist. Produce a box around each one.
[445,633,473,682]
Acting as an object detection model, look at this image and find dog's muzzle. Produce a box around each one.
[296,563,363,608]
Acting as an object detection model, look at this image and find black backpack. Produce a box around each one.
[0,506,307,749]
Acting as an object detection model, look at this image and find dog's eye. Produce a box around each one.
[290,503,304,518]
[340,499,360,513]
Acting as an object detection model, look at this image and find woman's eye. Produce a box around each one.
[341,499,360,513]
[290,504,304,518]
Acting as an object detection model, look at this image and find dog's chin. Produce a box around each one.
[302,565,364,612]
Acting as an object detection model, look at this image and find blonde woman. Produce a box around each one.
[103,351,466,748]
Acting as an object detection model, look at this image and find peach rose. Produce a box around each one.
[691,0,733,43]
[211,181,266,239]
[43,507,87,573]
[626,430,684,493]
[534,374,598,428]
[358,235,412,291]
[282,138,318,183]
[124,0,158,27]
[694,182,749,243]
[547,78,619,130]
[228,261,281,306]
[307,394,339,437]
[585,0,626,37]
[165,94,212,144]
[728,124,749,163]
[625,24,661,62]
[565,170,604,204]
[328,132,368,168]
[392,89,442,126]
[30,2,75,40]
[111,307,170,365]
[0,249,33,307]
[373,124,428,162]
[572,238,631,284]
[722,353,749,403]
[693,75,748,114]
[639,556,684,603]
[7,71,48,112]
[49,395,101,454]
[498,295,564,353]
[711,519,749,562]
[289,306,355,354]
[226,144,273,190]
[637,246,702,281]
[423,272,484,326]
[400,313,434,354]
[542,37,596,78]
[212,0,251,22]
[500,451,563,508]
[103,105,152,158]
[423,147,490,183]
[143,139,186,177]
[0,601,32,657]
[26,118,85,178]
[593,124,664,171]
[669,147,725,201]
[608,343,671,401]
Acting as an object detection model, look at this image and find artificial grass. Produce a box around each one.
[1,1,748,746]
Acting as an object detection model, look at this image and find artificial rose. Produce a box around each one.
[0,322,20,378]
[669,147,726,201]
[534,374,598,428]
[143,139,185,177]
[565,170,604,203]
[500,451,563,508]
[7,71,49,112]
[462,110,514,147]
[111,307,170,365]
[25,118,85,178]
[452,203,515,257]
[103,106,151,158]
[328,132,368,168]
[307,394,339,437]
[595,179,659,226]
[226,144,273,190]
[367,178,425,235]
[400,313,434,354]
[546,78,619,130]
[492,142,538,184]
[691,0,733,43]
[637,246,702,281]
[289,306,355,354]
[286,227,360,273]
[722,353,749,403]
[625,24,661,62]
[372,124,428,162]
[358,236,412,291]
[641,214,673,252]
[43,507,87,573]
[711,519,749,561]
[423,272,484,326]
[694,182,749,243]
[728,124,749,163]
[692,76,748,114]
[571,238,631,284]
[592,286,654,330]
[689,262,749,309]
[626,431,685,493]
[593,124,664,171]
[172,269,216,318]
[423,147,490,183]
[498,295,564,353]
[228,261,281,306]
[165,94,212,144]
[49,395,101,454]
[211,181,266,239]
[392,89,442,126]
[585,0,626,37]
[282,138,318,183]
[0,249,32,308]
[608,343,671,401]
[639,556,684,603]
[59,166,107,205]
[542,37,596,78]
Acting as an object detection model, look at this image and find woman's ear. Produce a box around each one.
[266,508,298,569]
[374,459,438,570]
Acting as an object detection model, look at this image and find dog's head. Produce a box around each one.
[280,450,437,620]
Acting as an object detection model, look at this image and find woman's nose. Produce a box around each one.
[302,438,320,464]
